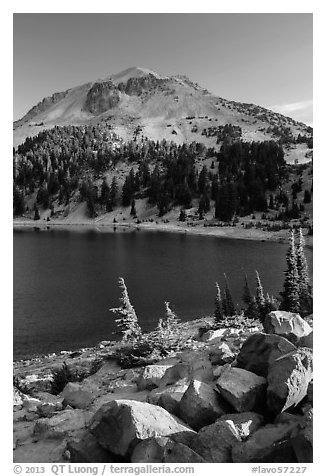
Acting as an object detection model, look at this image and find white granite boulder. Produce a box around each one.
[137,365,173,391]
[89,400,195,457]
[267,348,313,414]
[131,436,206,463]
[237,332,297,377]
[216,366,267,412]
[190,419,241,462]
[179,379,229,430]
[263,311,312,345]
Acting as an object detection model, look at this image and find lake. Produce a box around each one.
[13,227,313,360]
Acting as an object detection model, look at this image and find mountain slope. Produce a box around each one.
[14,66,312,165]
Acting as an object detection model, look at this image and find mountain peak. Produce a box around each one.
[108,66,166,84]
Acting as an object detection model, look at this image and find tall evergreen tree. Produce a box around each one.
[255,270,265,307]
[100,178,110,205]
[33,205,40,220]
[296,228,310,295]
[264,293,279,314]
[179,209,186,222]
[130,199,137,216]
[198,165,209,195]
[110,176,118,207]
[110,277,142,341]
[255,270,266,321]
[281,230,300,312]
[122,176,133,207]
[13,186,25,215]
[223,274,236,316]
[242,273,258,319]
[215,183,237,222]
[296,228,312,313]
[214,282,224,323]
[242,273,252,306]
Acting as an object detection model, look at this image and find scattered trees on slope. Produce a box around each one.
[13,124,290,221]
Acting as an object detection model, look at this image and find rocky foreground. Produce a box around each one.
[13,311,313,463]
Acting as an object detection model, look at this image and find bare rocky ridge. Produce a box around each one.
[13,311,313,463]
[83,81,121,114]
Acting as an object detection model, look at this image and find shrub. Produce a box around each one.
[50,362,87,395]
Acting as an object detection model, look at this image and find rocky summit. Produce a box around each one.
[13,66,312,166]
[13,311,313,463]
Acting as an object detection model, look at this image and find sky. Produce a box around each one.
[13,13,313,124]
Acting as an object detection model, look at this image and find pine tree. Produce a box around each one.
[100,179,110,205]
[296,228,310,295]
[13,186,25,215]
[242,273,258,319]
[198,165,209,195]
[179,209,186,222]
[264,293,279,314]
[255,270,266,321]
[242,274,252,306]
[110,277,142,341]
[223,274,236,316]
[296,228,312,313]
[33,205,40,220]
[122,176,132,207]
[281,230,300,312]
[157,302,180,337]
[130,199,137,217]
[214,282,224,323]
[110,176,118,207]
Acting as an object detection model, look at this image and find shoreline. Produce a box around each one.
[13,315,213,369]
[13,218,313,246]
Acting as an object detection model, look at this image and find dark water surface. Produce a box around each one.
[13,228,313,360]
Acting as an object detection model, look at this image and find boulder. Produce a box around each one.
[89,399,195,457]
[274,412,304,425]
[137,365,173,391]
[263,311,312,344]
[216,366,267,412]
[131,437,206,463]
[159,363,190,387]
[190,419,241,462]
[13,439,66,463]
[38,403,59,418]
[23,397,42,412]
[179,379,229,431]
[66,431,118,463]
[59,382,95,409]
[33,409,92,440]
[298,331,313,349]
[191,356,214,382]
[85,360,124,387]
[160,355,214,386]
[290,408,313,463]
[35,392,64,417]
[267,348,313,414]
[218,412,264,439]
[147,381,189,415]
[237,332,297,377]
[232,421,300,463]
[213,363,229,379]
[34,391,64,406]
[209,342,235,365]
